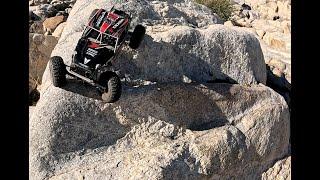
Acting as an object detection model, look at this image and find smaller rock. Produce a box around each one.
[29,21,45,34]
[268,59,286,71]
[30,0,47,6]
[52,22,67,38]
[43,15,65,33]
[65,8,72,14]
[29,10,41,21]
[52,1,70,11]
[266,65,291,92]
[182,75,192,83]
[263,32,286,50]
[35,4,57,18]
[55,11,66,16]
[29,6,38,12]
[29,33,58,96]
[270,38,286,50]
[55,12,62,16]
[248,10,259,20]
[224,20,234,26]
[277,1,291,20]
[241,3,251,10]
[50,0,60,4]
[272,67,283,78]
[239,9,250,19]
[232,18,252,27]
[32,10,44,19]
[36,4,50,12]
[32,33,45,45]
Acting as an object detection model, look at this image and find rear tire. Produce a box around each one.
[129,25,146,49]
[49,56,66,87]
[99,72,122,103]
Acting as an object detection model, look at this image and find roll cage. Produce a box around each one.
[82,7,131,53]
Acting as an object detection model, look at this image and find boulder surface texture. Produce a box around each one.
[30,0,289,179]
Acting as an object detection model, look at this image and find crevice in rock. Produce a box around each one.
[188,118,229,131]
[206,77,238,84]
[265,64,291,108]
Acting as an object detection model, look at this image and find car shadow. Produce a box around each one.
[62,77,102,100]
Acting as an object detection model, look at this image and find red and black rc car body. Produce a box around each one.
[73,7,132,71]
[49,6,146,102]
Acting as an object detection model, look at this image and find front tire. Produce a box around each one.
[99,72,122,103]
[129,25,146,49]
[49,56,66,87]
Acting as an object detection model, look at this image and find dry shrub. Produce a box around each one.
[195,0,235,21]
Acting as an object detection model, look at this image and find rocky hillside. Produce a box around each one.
[227,0,291,104]
[29,0,291,179]
[231,0,291,79]
[29,0,76,104]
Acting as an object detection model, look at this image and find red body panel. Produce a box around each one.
[100,22,109,33]
[88,41,99,48]
[107,12,119,21]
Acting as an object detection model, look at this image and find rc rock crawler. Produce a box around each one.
[50,6,146,103]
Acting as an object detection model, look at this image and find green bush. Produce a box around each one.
[195,0,235,21]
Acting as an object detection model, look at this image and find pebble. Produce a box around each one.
[272,67,284,78]
[65,8,72,14]
[269,59,286,71]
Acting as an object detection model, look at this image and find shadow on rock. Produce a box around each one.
[41,89,130,156]
[62,77,102,100]
[266,65,291,107]
[115,34,244,85]
[111,82,231,131]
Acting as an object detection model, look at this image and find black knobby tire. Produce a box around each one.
[129,24,146,49]
[99,72,122,103]
[49,56,66,87]
[89,9,99,20]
